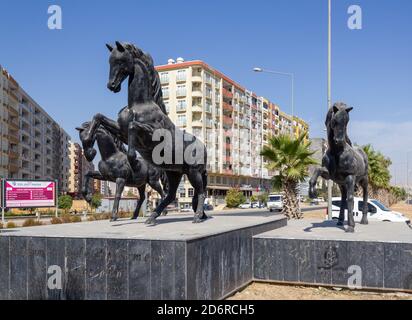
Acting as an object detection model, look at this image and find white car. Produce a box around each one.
[267,194,283,212]
[239,202,253,209]
[330,197,410,223]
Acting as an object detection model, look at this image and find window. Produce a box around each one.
[177,115,186,127]
[164,101,170,113]
[160,72,169,84]
[162,87,169,98]
[188,188,194,197]
[177,100,187,112]
[176,85,186,97]
[177,70,186,82]
[358,201,379,214]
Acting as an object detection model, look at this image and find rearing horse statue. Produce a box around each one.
[82,42,208,225]
[309,102,369,233]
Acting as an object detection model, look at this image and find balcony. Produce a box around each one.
[8,105,19,117]
[9,163,19,173]
[9,91,19,103]
[192,90,203,98]
[223,102,234,113]
[222,88,233,99]
[192,120,203,128]
[223,116,233,126]
[8,134,19,144]
[192,105,203,113]
[8,119,19,131]
[8,150,19,159]
[191,75,202,83]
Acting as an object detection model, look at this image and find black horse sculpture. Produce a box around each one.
[76,122,166,221]
[309,102,369,233]
[82,42,208,225]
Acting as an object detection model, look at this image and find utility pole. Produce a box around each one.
[327,0,333,220]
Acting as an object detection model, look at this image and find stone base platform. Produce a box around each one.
[0,212,286,300]
[253,220,412,292]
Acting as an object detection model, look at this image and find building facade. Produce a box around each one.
[155,59,309,208]
[0,65,71,193]
[68,142,94,198]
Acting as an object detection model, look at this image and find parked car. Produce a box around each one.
[330,197,410,223]
[239,202,253,209]
[267,194,283,212]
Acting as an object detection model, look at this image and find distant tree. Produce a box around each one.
[226,189,246,208]
[258,193,269,205]
[90,193,102,212]
[58,195,73,213]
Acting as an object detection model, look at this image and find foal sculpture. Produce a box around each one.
[309,102,369,233]
[82,42,208,225]
[76,122,166,221]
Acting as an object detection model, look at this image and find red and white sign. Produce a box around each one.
[4,180,56,208]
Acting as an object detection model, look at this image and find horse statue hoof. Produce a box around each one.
[110,217,118,222]
[337,220,344,227]
[345,226,355,233]
[131,216,138,220]
[145,216,157,225]
[192,217,202,224]
[360,219,369,225]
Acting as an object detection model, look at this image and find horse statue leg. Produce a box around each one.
[309,167,330,199]
[187,168,208,224]
[345,175,356,233]
[111,177,126,222]
[145,171,183,225]
[147,177,166,216]
[359,177,369,225]
[132,185,146,220]
[337,185,347,227]
[82,171,105,203]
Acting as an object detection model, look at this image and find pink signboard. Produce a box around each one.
[4,180,56,208]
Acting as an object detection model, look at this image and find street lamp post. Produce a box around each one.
[253,67,295,134]
[327,0,333,220]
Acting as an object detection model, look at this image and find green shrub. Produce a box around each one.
[87,215,97,222]
[58,195,73,213]
[225,189,246,208]
[22,219,43,227]
[7,222,17,229]
[60,214,72,224]
[70,216,82,223]
[50,217,63,224]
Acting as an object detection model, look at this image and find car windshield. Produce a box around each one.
[269,196,281,202]
[371,200,391,212]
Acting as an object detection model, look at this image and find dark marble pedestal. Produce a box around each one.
[0,211,286,300]
[253,220,412,292]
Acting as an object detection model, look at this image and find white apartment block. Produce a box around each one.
[155,59,309,209]
[0,65,71,193]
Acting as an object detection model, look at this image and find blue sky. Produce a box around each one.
[0,0,411,185]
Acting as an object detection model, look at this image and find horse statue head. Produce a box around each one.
[326,102,354,148]
[105,41,168,115]
[76,121,97,162]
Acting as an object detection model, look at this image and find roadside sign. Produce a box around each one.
[3,180,57,209]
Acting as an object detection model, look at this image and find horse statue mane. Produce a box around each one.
[120,42,168,116]
[81,121,127,154]
[325,102,353,146]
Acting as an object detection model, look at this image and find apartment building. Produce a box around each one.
[155,59,309,208]
[68,142,94,198]
[0,65,71,193]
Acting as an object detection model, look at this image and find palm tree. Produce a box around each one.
[362,145,392,201]
[261,133,317,219]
